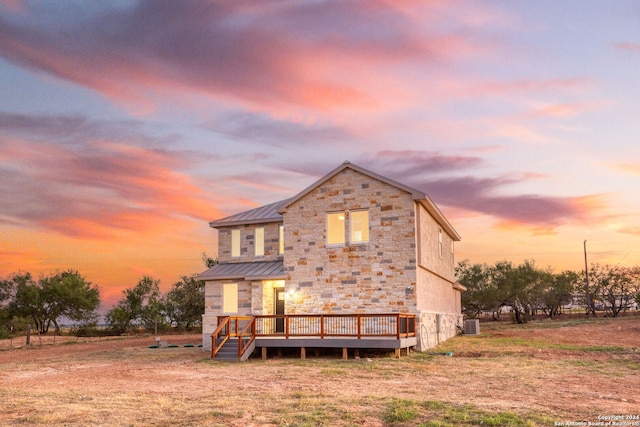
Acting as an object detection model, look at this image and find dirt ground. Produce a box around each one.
[1,316,639,426]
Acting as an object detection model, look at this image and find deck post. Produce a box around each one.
[301,347,306,360]
[262,347,267,360]
[354,349,360,359]
[394,348,401,359]
[342,347,348,360]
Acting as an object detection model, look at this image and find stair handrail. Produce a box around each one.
[211,316,231,359]
[237,316,256,358]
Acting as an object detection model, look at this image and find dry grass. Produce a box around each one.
[1,316,639,426]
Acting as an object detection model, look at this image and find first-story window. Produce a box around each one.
[350,210,369,243]
[327,212,346,245]
[231,229,240,258]
[223,283,238,313]
[255,227,264,256]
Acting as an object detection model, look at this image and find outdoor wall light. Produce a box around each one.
[288,288,295,296]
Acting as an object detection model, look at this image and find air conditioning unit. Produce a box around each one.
[464,319,480,335]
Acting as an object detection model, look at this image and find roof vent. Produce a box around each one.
[343,160,351,164]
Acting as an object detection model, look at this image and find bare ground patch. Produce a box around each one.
[1,317,639,426]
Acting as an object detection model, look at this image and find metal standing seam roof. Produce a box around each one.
[197,261,285,281]
[208,199,288,228]
[206,161,460,241]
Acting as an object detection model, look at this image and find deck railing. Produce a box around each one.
[216,313,416,341]
[211,315,254,359]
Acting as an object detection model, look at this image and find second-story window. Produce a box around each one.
[231,229,240,258]
[350,210,369,244]
[279,225,284,254]
[255,227,264,256]
[438,229,443,257]
[451,240,455,265]
[327,212,345,245]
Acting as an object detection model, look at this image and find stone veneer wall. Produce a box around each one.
[201,279,254,352]
[417,312,463,351]
[217,222,282,263]
[282,168,418,314]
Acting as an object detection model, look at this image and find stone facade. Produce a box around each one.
[200,163,463,352]
[217,222,282,263]
[282,168,417,314]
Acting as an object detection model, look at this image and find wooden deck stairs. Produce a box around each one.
[213,337,255,362]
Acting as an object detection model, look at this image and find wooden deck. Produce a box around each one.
[211,313,417,360]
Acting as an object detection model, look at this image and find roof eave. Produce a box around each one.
[245,274,287,281]
[453,282,467,292]
[278,161,426,214]
[209,217,283,229]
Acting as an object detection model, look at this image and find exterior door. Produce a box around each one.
[275,288,285,333]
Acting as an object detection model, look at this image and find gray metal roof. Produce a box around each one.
[197,261,285,281]
[208,199,288,228]
[206,161,460,241]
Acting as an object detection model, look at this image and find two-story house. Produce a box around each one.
[198,161,464,360]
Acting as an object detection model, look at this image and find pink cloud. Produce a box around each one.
[615,42,640,52]
[463,77,590,99]
[0,1,499,114]
[0,0,25,13]
[524,101,607,119]
[1,134,223,240]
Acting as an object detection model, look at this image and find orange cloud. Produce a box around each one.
[524,101,608,119]
[611,162,640,176]
[1,135,223,240]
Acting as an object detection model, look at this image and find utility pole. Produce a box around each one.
[584,240,591,317]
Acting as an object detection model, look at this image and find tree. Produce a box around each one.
[457,261,504,319]
[0,275,18,338]
[7,270,100,334]
[457,259,581,323]
[106,276,165,333]
[202,252,218,268]
[164,275,204,330]
[588,264,638,317]
[539,270,579,318]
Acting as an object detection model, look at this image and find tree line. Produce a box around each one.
[0,264,212,339]
[105,275,204,334]
[457,260,640,323]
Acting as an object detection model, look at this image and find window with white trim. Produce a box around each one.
[231,229,240,258]
[255,227,264,256]
[451,240,455,265]
[223,283,238,313]
[327,212,346,245]
[350,210,369,243]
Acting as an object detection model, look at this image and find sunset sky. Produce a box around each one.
[2,1,640,306]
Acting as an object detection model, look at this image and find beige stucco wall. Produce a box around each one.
[416,203,455,280]
[282,168,418,314]
[415,203,461,314]
[217,222,282,263]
